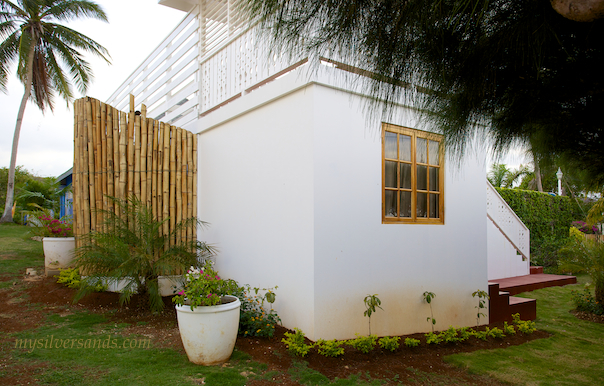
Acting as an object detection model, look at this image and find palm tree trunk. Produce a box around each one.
[0,47,35,223]
[533,153,543,193]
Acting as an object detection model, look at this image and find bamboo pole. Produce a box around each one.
[175,128,183,245]
[119,111,128,204]
[146,117,153,210]
[169,126,177,245]
[127,110,135,198]
[80,99,90,239]
[186,131,193,244]
[106,104,114,202]
[100,101,108,222]
[140,105,148,205]
[134,111,142,200]
[85,98,96,231]
[180,130,187,243]
[72,99,81,247]
[152,120,160,221]
[162,123,170,237]
[112,107,120,213]
[192,133,198,241]
[93,99,103,231]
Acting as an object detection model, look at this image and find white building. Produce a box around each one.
[106,0,529,341]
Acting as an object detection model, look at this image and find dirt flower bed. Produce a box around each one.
[1,275,552,385]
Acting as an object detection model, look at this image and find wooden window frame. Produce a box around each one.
[382,123,444,224]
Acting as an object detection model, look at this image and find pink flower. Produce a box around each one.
[207,293,212,298]
[178,290,185,296]
[215,276,220,280]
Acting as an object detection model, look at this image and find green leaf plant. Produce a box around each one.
[73,195,215,313]
[363,294,383,336]
[423,291,436,332]
[472,289,489,326]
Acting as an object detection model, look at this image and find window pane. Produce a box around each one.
[385,190,397,217]
[429,167,439,192]
[385,161,397,188]
[417,192,427,218]
[417,138,427,163]
[417,165,427,190]
[400,191,411,218]
[429,140,439,165]
[400,163,411,189]
[399,135,411,161]
[385,132,397,159]
[429,193,439,218]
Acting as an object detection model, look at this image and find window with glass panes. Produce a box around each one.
[382,124,444,224]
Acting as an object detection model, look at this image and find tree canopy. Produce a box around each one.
[244,0,604,184]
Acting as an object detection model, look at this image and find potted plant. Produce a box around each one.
[172,260,241,366]
[74,196,215,313]
[26,206,75,276]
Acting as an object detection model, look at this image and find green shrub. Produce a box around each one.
[458,326,474,340]
[570,288,604,315]
[378,336,400,352]
[495,188,583,269]
[487,327,505,339]
[346,334,377,353]
[512,313,537,334]
[56,268,106,291]
[503,322,516,335]
[473,328,489,341]
[438,326,466,344]
[316,339,345,357]
[235,285,281,338]
[404,337,420,348]
[282,328,313,357]
[425,332,442,344]
[73,196,214,313]
[559,233,604,305]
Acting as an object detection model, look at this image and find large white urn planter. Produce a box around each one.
[175,295,241,366]
[42,237,75,276]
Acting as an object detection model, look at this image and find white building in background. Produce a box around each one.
[105,0,529,340]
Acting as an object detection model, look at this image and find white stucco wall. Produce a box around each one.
[196,68,488,341]
[487,219,530,280]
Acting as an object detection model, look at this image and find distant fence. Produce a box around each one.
[72,96,197,248]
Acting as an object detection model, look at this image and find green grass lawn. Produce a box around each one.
[2,223,604,385]
[445,276,604,386]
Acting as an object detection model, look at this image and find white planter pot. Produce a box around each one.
[42,237,75,275]
[175,295,241,366]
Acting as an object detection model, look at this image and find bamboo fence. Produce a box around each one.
[72,96,198,250]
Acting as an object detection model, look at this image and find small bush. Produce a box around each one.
[503,322,516,335]
[236,285,281,338]
[378,336,400,352]
[346,334,377,353]
[282,328,313,357]
[404,337,420,348]
[570,288,604,315]
[425,332,442,344]
[487,327,505,339]
[56,268,106,292]
[316,339,345,357]
[473,329,489,341]
[438,326,469,344]
[458,326,474,341]
[512,313,537,334]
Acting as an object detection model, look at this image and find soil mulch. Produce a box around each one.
[1,274,558,385]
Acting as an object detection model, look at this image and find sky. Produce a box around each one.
[0,0,530,179]
[0,1,186,178]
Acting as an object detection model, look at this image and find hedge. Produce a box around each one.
[495,188,585,268]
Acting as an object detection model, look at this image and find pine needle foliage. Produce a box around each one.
[74,196,216,313]
[242,0,604,182]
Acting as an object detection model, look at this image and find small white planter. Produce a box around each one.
[175,295,241,366]
[42,237,75,276]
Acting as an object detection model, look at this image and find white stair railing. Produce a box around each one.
[486,180,530,261]
[106,1,303,129]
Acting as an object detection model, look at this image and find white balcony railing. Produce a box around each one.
[106,0,302,130]
[486,181,530,260]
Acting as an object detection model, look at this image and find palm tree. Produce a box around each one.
[0,0,110,223]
